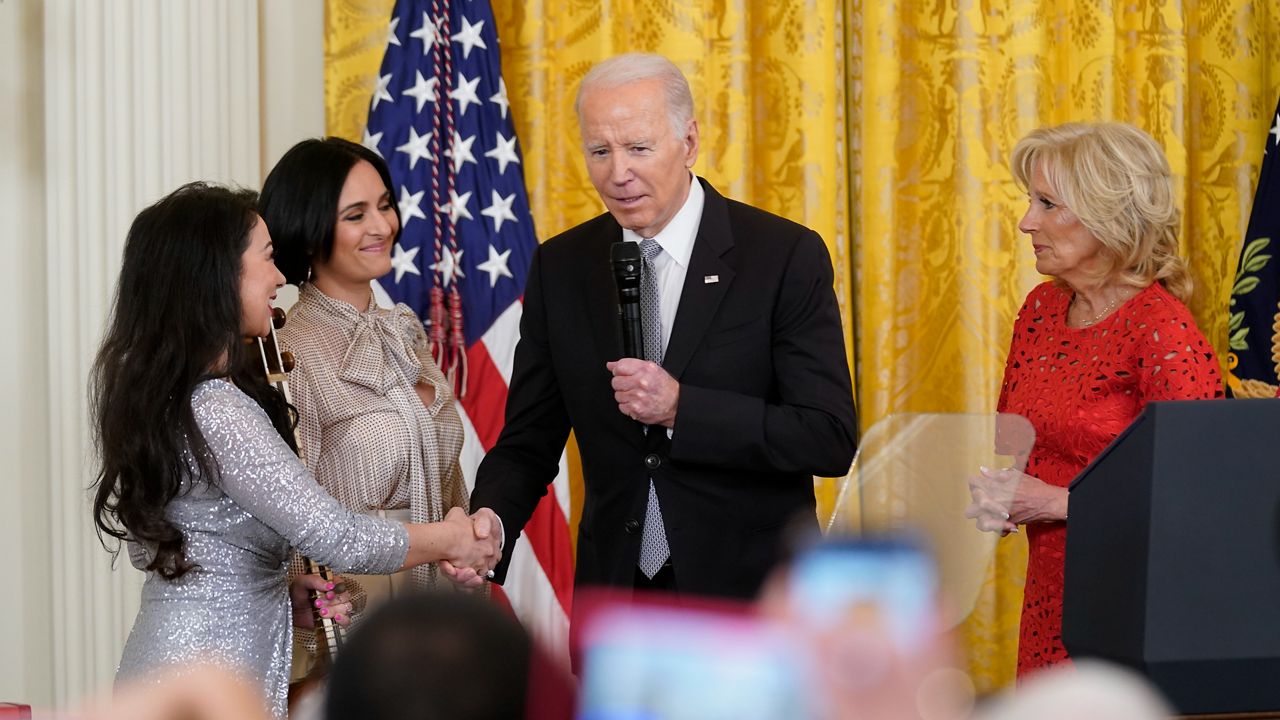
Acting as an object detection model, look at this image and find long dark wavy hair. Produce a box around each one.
[90,182,297,579]
[259,136,401,286]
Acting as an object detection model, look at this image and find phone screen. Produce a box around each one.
[577,602,813,720]
[787,538,938,655]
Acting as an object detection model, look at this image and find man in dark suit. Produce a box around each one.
[466,52,856,600]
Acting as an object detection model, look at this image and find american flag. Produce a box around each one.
[363,0,573,664]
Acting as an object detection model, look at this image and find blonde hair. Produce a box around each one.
[1011,122,1191,301]
[575,53,695,138]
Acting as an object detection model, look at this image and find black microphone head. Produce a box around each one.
[610,241,644,359]
[610,241,642,290]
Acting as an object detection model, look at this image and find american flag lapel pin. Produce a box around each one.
[704,275,719,284]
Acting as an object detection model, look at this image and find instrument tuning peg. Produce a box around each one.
[280,350,296,373]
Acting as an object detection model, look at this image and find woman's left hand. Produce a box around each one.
[965,466,1069,534]
[290,573,355,629]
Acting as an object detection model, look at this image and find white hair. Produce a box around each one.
[575,53,695,137]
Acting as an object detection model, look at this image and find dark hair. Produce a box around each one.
[259,137,400,285]
[326,593,558,720]
[90,182,297,579]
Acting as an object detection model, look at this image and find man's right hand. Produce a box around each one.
[440,506,502,588]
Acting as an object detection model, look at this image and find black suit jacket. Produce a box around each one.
[471,179,856,600]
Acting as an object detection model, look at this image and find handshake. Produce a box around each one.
[439,506,503,589]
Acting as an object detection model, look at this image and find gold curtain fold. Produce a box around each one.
[849,0,1280,689]
[326,0,1280,695]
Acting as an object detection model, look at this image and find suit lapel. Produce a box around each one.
[663,180,735,380]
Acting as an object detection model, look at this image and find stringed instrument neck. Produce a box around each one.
[255,306,345,659]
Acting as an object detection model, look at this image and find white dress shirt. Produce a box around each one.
[620,173,705,359]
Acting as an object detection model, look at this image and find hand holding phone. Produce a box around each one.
[779,538,972,720]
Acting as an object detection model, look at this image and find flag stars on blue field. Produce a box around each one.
[390,244,421,281]
[490,78,510,119]
[444,189,474,225]
[451,17,487,59]
[362,128,384,157]
[476,245,514,287]
[431,247,465,287]
[369,1,537,347]
[398,187,427,225]
[451,72,482,115]
[409,12,443,48]
[386,17,401,47]
[403,70,440,112]
[371,73,395,111]
[484,132,520,174]
[446,131,477,173]
[481,190,518,233]
[396,127,435,169]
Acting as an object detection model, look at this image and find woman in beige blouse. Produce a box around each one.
[259,138,470,660]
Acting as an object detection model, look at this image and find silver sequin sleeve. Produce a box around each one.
[193,379,410,573]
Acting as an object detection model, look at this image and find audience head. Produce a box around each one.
[259,137,399,287]
[1011,122,1190,300]
[978,660,1173,720]
[326,592,573,720]
[80,664,272,720]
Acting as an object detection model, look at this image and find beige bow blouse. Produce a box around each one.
[279,283,468,590]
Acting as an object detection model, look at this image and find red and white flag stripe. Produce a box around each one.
[457,299,573,668]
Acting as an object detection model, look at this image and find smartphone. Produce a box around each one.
[576,601,813,720]
[786,537,938,656]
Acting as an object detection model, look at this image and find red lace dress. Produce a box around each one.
[997,281,1223,676]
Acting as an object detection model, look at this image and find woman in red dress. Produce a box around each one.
[967,122,1224,676]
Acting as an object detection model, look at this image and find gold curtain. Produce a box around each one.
[849,0,1280,688]
[325,0,1279,694]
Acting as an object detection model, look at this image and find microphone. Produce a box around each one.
[610,241,644,359]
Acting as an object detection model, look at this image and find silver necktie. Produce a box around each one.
[637,237,670,578]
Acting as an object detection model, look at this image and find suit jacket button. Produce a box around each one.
[644,453,661,470]
[624,518,641,534]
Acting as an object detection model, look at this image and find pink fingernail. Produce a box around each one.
[320,608,329,617]
[326,591,335,599]
[335,614,345,623]
[326,582,335,590]
[314,599,322,608]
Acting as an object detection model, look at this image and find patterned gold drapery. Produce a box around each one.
[325,0,1280,692]
[849,0,1280,687]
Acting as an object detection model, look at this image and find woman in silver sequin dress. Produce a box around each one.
[89,183,500,719]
